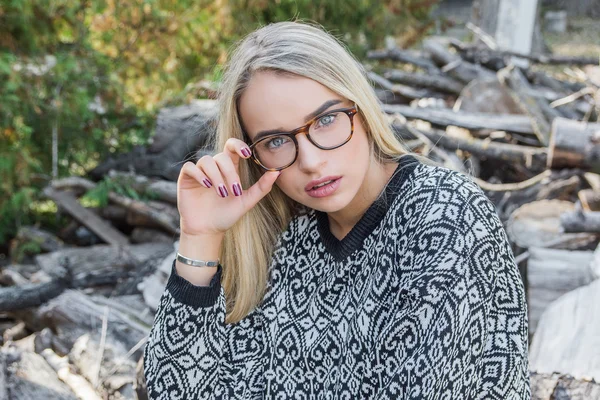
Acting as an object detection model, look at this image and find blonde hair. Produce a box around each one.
[214,19,438,323]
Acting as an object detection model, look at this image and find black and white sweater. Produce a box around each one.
[143,154,531,399]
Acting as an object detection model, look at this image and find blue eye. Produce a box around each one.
[315,114,336,129]
[266,136,290,149]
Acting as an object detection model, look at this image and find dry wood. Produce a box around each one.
[382,69,464,94]
[107,170,178,205]
[531,371,600,399]
[506,200,598,249]
[89,100,218,181]
[367,71,441,100]
[499,65,553,146]
[561,210,600,233]
[529,279,600,383]
[383,103,536,135]
[0,274,69,312]
[458,45,599,66]
[365,48,439,73]
[43,186,130,246]
[526,247,596,335]
[390,120,548,170]
[35,242,171,289]
[0,350,7,400]
[547,117,600,171]
[31,290,150,355]
[15,226,65,253]
[41,347,102,400]
[454,78,524,114]
[0,346,78,399]
[422,39,496,84]
[578,189,600,211]
[50,175,180,236]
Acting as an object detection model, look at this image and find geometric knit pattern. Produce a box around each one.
[143,154,531,399]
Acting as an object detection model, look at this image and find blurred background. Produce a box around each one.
[1,1,599,399]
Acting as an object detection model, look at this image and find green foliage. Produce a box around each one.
[0,0,438,253]
[229,0,439,57]
[13,239,42,264]
[80,175,160,208]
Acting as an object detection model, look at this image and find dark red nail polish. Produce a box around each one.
[203,178,212,188]
[218,184,228,197]
[233,183,242,196]
[242,148,251,157]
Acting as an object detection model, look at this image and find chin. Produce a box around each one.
[303,193,349,213]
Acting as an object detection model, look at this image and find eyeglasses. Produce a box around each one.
[244,104,358,171]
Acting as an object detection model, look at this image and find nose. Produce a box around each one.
[295,133,325,172]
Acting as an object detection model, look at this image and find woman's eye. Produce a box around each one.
[316,114,335,128]
[266,136,288,149]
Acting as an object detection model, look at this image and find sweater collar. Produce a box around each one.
[314,154,420,262]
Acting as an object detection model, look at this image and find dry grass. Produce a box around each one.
[545,17,600,58]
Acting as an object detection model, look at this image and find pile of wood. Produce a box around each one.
[1,34,600,399]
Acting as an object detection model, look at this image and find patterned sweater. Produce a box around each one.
[143,154,531,399]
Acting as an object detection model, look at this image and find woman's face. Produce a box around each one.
[239,70,372,213]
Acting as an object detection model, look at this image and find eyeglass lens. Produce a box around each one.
[253,111,352,169]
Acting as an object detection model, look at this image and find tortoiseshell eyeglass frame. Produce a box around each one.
[242,104,359,172]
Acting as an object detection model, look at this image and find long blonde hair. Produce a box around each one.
[214,20,437,323]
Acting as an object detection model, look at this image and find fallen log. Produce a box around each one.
[390,120,548,170]
[367,71,443,100]
[0,346,78,399]
[561,210,600,233]
[89,100,218,181]
[499,66,553,146]
[547,117,600,172]
[107,170,177,205]
[40,347,102,400]
[422,39,496,84]
[49,176,180,236]
[531,371,600,399]
[42,186,130,247]
[456,44,599,66]
[529,279,600,383]
[365,48,440,73]
[382,69,464,94]
[454,78,524,114]
[526,247,596,335]
[0,276,69,312]
[507,200,595,250]
[383,103,537,135]
[35,242,172,289]
[578,189,600,212]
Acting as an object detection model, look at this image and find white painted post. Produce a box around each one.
[494,0,539,67]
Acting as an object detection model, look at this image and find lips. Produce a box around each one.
[305,176,342,192]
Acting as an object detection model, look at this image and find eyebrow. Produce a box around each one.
[250,99,343,143]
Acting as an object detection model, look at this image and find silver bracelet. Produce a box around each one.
[176,252,220,267]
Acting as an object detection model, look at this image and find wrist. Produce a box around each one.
[178,232,224,261]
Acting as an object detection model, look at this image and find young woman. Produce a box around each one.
[143,20,530,399]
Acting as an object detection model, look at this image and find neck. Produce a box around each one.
[327,159,399,240]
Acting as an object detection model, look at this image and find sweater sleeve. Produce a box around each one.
[460,191,531,399]
[143,259,265,400]
[373,188,530,399]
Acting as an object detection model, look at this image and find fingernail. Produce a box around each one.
[202,178,212,188]
[241,148,251,157]
[233,183,242,196]
[218,184,228,197]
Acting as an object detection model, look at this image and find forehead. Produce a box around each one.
[238,71,346,141]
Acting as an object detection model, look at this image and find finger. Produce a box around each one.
[180,161,211,188]
[242,170,281,210]
[213,153,243,197]
[197,155,229,197]
[224,138,253,170]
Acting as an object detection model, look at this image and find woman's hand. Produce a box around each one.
[177,138,280,237]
